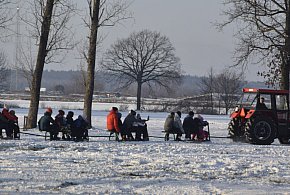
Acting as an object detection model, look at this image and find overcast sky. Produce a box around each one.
[95,0,262,81]
[6,0,263,81]
[104,0,264,81]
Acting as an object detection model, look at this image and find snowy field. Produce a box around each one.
[1,101,290,194]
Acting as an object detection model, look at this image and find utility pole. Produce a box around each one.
[15,6,20,91]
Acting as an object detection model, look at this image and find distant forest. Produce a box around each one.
[9,70,267,98]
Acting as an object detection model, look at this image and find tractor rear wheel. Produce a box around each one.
[245,116,276,145]
[228,118,244,138]
[278,137,290,144]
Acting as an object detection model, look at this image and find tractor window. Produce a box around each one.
[240,93,257,107]
[276,95,288,110]
[257,94,271,109]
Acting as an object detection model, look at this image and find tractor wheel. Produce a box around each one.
[278,137,290,144]
[228,118,244,137]
[245,116,276,145]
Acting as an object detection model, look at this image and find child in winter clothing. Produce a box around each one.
[192,114,209,141]
[55,110,69,140]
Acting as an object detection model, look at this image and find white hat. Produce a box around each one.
[4,104,9,110]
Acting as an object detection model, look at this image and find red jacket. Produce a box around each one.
[107,110,120,132]
[2,108,18,122]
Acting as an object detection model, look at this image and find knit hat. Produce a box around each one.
[4,104,9,110]
[130,110,136,115]
[112,107,118,111]
[58,110,65,115]
[46,107,52,113]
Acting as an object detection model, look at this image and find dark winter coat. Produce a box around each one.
[0,112,8,123]
[183,115,195,133]
[123,113,140,130]
[164,114,174,132]
[72,115,88,139]
[256,102,268,110]
[38,112,55,131]
[73,115,88,130]
[55,113,66,128]
[66,116,74,127]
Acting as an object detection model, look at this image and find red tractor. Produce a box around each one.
[228,88,290,145]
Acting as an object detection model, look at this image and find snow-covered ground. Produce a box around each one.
[1,103,290,194]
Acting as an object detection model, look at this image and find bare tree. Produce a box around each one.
[101,30,181,110]
[215,69,244,115]
[0,51,10,90]
[199,67,216,114]
[220,0,290,90]
[0,0,13,34]
[26,0,75,128]
[83,0,131,125]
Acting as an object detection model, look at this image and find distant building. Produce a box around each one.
[25,87,47,94]
[93,91,121,98]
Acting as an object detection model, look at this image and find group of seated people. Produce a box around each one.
[0,104,20,139]
[164,111,209,141]
[1,104,208,142]
[38,107,89,141]
[107,107,149,141]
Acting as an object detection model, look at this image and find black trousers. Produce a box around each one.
[130,125,149,140]
[167,127,182,137]
[0,123,12,137]
[8,122,20,138]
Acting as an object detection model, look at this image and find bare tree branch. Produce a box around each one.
[219,0,290,88]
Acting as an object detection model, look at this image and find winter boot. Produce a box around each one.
[115,133,119,141]
[165,133,169,141]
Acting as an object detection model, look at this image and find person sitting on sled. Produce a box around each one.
[72,115,89,141]
[192,114,209,141]
[55,110,69,140]
[2,104,20,139]
[123,110,149,141]
[164,111,184,141]
[182,111,196,140]
[0,111,11,139]
[38,107,60,141]
[107,107,122,141]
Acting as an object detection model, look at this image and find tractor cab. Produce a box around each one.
[228,88,290,144]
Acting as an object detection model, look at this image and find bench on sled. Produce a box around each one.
[162,123,210,141]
